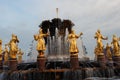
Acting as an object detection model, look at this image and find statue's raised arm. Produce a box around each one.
[78,32,83,38]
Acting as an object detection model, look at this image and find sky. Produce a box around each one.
[0,0,120,60]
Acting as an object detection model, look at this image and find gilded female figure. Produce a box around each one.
[8,34,19,59]
[111,34,120,56]
[67,30,83,53]
[4,44,9,64]
[106,43,112,60]
[34,28,49,54]
[17,49,23,63]
[94,29,108,53]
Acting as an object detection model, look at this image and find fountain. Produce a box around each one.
[0,18,120,80]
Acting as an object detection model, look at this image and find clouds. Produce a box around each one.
[0,0,120,59]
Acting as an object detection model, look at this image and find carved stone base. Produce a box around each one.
[0,60,2,69]
[113,56,120,67]
[107,59,113,67]
[8,58,17,70]
[37,56,46,70]
[70,53,79,69]
[97,54,106,68]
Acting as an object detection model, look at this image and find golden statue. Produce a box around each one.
[0,39,3,60]
[106,43,112,60]
[94,29,108,55]
[111,34,120,56]
[8,34,19,59]
[34,28,49,56]
[67,30,83,54]
[4,44,9,64]
[17,48,24,63]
